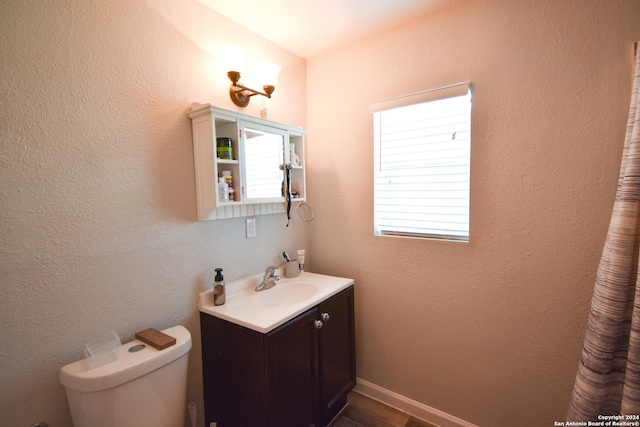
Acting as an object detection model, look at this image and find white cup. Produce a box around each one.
[285,261,299,278]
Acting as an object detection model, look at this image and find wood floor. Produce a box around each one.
[328,392,438,427]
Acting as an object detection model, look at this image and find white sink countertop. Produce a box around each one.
[199,270,354,333]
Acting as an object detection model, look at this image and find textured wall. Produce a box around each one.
[306,0,640,426]
[3,0,640,426]
[0,0,307,426]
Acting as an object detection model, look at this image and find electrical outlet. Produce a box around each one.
[246,218,256,238]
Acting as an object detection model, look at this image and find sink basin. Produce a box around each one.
[253,282,321,307]
[199,271,354,333]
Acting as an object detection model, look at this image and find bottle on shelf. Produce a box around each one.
[218,177,229,202]
[222,170,235,201]
[216,137,233,160]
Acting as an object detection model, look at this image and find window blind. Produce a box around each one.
[372,83,471,241]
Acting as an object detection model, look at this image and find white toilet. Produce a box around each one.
[60,325,192,427]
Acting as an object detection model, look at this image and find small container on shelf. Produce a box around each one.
[218,177,229,202]
[216,137,233,160]
[222,170,235,201]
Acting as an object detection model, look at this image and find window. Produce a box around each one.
[372,83,471,241]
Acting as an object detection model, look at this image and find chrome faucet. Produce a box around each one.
[255,265,281,291]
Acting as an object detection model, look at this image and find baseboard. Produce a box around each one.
[353,378,478,427]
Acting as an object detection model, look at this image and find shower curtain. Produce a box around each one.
[567,43,640,420]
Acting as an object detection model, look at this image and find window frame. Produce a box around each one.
[371,82,472,242]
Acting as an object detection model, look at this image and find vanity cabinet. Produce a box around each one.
[188,103,306,221]
[200,285,356,427]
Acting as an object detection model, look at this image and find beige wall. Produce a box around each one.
[0,1,307,426]
[306,0,640,426]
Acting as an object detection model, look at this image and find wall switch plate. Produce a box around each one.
[246,218,256,238]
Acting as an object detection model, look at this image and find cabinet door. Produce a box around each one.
[265,308,320,427]
[240,121,287,204]
[200,313,266,427]
[318,286,356,425]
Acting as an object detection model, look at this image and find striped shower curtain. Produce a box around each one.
[567,43,640,420]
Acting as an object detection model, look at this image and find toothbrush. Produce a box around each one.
[283,251,292,262]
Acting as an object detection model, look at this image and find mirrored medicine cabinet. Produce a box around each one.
[188,103,306,221]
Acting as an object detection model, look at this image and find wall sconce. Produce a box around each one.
[223,46,281,108]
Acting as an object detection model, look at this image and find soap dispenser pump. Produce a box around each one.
[213,268,226,306]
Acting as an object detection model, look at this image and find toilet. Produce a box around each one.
[60,325,192,427]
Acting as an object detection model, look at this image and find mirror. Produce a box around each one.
[243,124,286,203]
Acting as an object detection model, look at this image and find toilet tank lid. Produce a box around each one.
[59,325,192,393]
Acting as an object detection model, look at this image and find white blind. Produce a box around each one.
[373,83,471,241]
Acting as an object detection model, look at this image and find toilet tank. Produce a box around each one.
[60,325,192,427]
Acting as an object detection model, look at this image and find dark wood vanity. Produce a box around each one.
[200,285,356,427]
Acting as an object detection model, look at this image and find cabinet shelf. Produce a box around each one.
[216,158,239,164]
[189,103,307,221]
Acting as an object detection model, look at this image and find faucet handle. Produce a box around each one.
[264,265,278,276]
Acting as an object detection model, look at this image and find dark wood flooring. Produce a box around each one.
[329,392,438,427]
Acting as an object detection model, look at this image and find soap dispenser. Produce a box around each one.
[213,268,226,306]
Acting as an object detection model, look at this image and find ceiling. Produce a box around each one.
[197,0,462,58]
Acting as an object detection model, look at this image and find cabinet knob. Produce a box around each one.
[321,312,330,322]
[314,320,323,329]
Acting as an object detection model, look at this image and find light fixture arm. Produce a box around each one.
[227,71,275,108]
